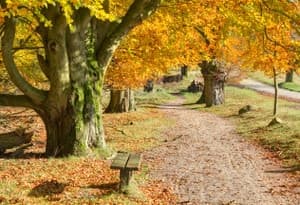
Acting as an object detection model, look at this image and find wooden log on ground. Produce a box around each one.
[0,128,33,154]
[162,74,183,83]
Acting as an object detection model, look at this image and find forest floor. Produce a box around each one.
[1,80,300,204]
[0,106,177,204]
[144,97,300,205]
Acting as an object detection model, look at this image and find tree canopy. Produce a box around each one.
[0,0,299,156]
[0,0,162,156]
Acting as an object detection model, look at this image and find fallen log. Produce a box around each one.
[0,128,33,154]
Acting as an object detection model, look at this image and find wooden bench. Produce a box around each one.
[110,152,142,192]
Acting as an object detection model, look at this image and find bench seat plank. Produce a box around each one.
[111,152,130,169]
[126,153,141,171]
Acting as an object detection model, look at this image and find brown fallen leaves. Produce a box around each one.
[0,153,176,204]
[0,106,176,204]
[104,108,174,153]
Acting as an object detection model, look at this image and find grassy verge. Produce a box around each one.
[183,86,300,167]
[104,108,175,153]
[279,82,300,92]
[135,71,202,105]
[135,86,176,105]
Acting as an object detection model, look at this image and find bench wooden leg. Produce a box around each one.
[119,169,132,192]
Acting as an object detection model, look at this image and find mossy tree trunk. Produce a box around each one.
[105,89,136,113]
[0,1,161,157]
[33,9,106,156]
[197,60,227,107]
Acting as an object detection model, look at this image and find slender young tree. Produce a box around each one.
[226,0,299,121]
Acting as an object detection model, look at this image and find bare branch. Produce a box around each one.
[1,17,47,104]
[0,94,35,109]
[263,27,294,52]
[13,46,44,52]
[262,0,300,27]
[194,26,210,46]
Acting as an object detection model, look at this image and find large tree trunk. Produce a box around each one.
[105,89,136,113]
[197,60,227,107]
[285,70,294,82]
[37,80,105,157]
[0,1,162,157]
[35,9,106,156]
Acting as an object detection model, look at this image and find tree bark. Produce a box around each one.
[285,70,294,82]
[273,67,278,116]
[197,60,226,107]
[181,65,188,77]
[128,89,136,111]
[105,89,136,113]
[0,1,161,157]
[197,88,206,104]
[38,82,105,157]
[35,7,106,156]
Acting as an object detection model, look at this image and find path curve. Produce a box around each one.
[240,78,300,102]
[144,98,300,205]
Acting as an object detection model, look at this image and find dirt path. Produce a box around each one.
[144,98,300,205]
[240,78,300,102]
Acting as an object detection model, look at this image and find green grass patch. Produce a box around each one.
[104,108,175,153]
[181,92,201,105]
[279,82,300,92]
[185,86,300,167]
[135,86,176,105]
[163,72,202,94]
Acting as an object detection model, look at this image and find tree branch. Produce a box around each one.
[13,46,44,52]
[72,7,92,32]
[37,54,50,79]
[94,0,115,52]
[0,94,35,109]
[262,0,300,27]
[96,0,161,69]
[263,27,293,51]
[1,17,47,105]
[194,26,210,46]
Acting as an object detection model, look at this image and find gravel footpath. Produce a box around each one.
[144,99,300,205]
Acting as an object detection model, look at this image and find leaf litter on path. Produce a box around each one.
[144,98,300,205]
